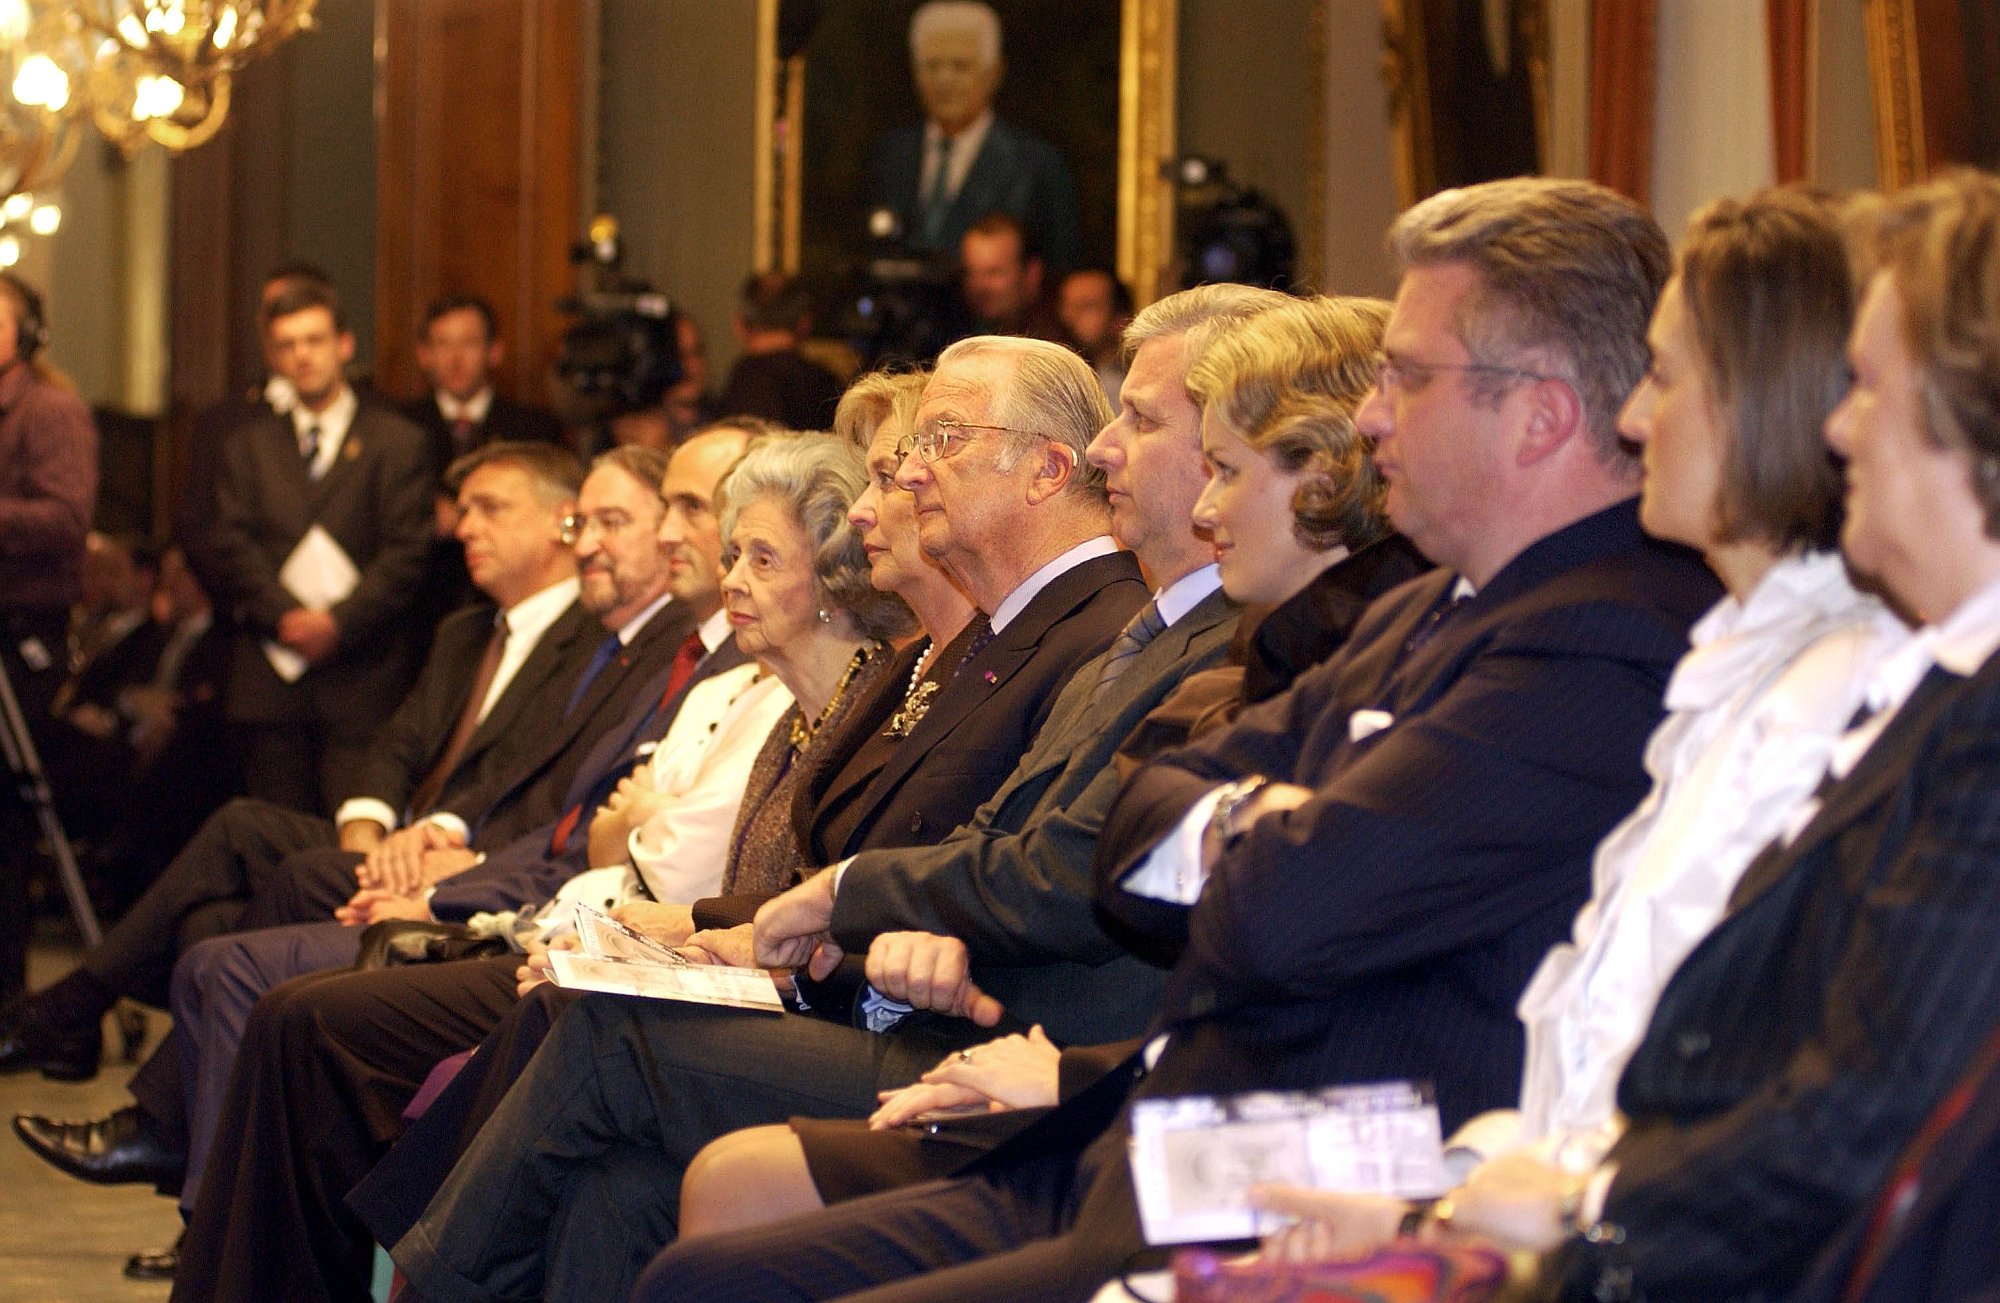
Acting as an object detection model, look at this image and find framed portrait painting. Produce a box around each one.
[753,0,1177,306]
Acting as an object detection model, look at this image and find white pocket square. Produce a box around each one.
[1349,709,1395,741]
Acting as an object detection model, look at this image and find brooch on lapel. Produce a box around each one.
[886,679,939,738]
[982,670,997,684]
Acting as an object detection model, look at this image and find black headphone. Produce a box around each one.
[0,273,48,363]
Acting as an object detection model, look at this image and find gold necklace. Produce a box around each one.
[790,641,877,751]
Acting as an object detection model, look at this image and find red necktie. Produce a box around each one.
[547,633,705,856]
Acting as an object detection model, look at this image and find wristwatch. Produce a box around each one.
[1207,776,1270,851]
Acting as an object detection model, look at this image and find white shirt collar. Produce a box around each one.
[989,535,1121,634]
[1154,563,1223,628]
[695,606,732,654]
[290,385,359,477]
[501,576,580,647]
[616,589,678,646]
[438,387,494,425]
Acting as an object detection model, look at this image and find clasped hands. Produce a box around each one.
[334,821,481,928]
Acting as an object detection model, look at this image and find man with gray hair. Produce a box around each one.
[872,0,1082,273]
[376,328,1217,1300]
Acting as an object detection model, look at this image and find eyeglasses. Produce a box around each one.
[1368,350,1562,395]
[895,418,1049,464]
[562,510,638,540]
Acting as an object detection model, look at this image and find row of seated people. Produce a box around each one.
[0,169,1995,1303]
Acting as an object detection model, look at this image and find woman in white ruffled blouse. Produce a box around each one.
[1248,189,1912,1256]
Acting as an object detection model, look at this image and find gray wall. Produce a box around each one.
[597,0,759,377]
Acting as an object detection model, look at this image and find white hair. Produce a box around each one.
[910,1,1001,68]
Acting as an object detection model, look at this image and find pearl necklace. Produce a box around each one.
[886,638,940,738]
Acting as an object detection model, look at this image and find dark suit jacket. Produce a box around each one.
[1099,501,1717,1133]
[871,115,1083,271]
[349,597,600,822]
[428,637,752,920]
[1555,648,2000,1303]
[1792,1018,2000,1303]
[815,548,1147,860]
[827,584,1241,1044]
[450,599,699,850]
[206,402,435,735]
[401,393,565,480]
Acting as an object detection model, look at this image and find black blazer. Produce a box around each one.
[206,403,436,732]
[345,597,597,819]
[401,393,565,479]
[1557,647,2000,1303]
[869,115,1083,272]
[1099,501,1717,1132]
[1792,1020,2000,1303]
[827,585,1241,1045]
[452,598,699,850]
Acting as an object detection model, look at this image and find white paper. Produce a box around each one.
[1128,1080,1452,1246]
[547,950,784,1013]
[571,902,687,966]
[263,525,362,681]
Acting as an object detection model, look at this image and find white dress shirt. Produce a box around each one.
[436,387,494,427]
[1455,552,1908,1172]
[335,577,583,836]
[920,110,993,206]
[289,385,358,481]
[624,664,795,903]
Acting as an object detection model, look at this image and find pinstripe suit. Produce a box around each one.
[1556,644,2000,1303]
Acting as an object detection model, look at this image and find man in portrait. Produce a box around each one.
[870,0,1083,276]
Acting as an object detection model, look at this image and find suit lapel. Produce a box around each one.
[950,121,1020,231]
[453,602,591,781]
[307,412,366,512]
[842,550,1138,848]
[1017,586,1237,785]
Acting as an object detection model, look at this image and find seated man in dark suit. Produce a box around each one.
[625,176,1720,1303]
[0,443,620,1078]
[870,0,1081,275]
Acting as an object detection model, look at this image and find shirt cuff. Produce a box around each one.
[1121,788,1226,904]
[335,797,398,836]
[828,857,857,898]
[425,812,470,843]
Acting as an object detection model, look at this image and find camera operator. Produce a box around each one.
[0,272,97,1005]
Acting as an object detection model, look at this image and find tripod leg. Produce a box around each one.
[0,650,102,949]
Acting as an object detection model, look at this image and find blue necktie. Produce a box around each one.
[566,633,623,715]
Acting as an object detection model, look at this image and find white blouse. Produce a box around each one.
[1467,551,1909,1170]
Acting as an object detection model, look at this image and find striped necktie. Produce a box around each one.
[1090,598,1166,704]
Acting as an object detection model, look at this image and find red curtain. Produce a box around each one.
[1587,0,1656,203]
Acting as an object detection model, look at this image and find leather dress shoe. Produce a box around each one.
[0,1009,101,1082]
[124,1231,181,1281]
[11,1105,186,1186]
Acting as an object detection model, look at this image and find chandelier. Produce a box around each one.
[0,0,316,206]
